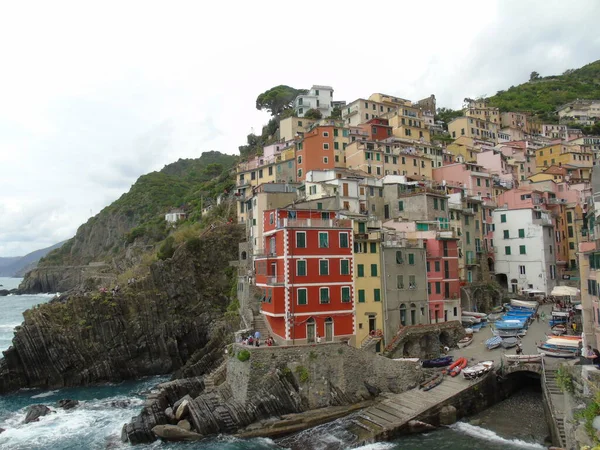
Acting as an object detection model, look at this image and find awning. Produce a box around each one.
[551,286,580,296]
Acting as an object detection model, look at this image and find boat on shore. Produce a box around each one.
[462,311,488,320]
[487,312,504,322]
[485,336,502,350]
[551,324,567,335]
[491,305,504,314]
[537,345,577,358]
[491,328,527,338]
[470,323,483,333]
[501,337,519,349]
[463,360,494,380]
[421,356,453,368]
[505,354,544,363]
[422,373,444,391]
[444,357,468,377]
[510,299,538,309]
[457,335,473,348]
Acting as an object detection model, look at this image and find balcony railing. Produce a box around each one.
[254,249,277,258]
[276,218,352,229]
[267,275,285,285]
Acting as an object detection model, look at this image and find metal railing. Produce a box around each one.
[276,218,352,229]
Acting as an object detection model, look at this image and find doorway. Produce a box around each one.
[325,317,334,342]
[368,315,376,333]
[306,318,316,343]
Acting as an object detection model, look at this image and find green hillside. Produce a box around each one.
[487,60,600,123]
[39,151,238,268]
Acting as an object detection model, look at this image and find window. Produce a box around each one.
[339,232,349,248]
[396,251,403,264]
[466,231,471,245]
[319,260,329,275]
[397,275,404,289]
[340,260,350,275]
[567,211,573,224]
[341,287,351,303]
[334,128,338,137]
[519,265,526,275]
[519,245,526,255]
[296,232,306,248]
[433,198,439,210]
[501,214,507,223]
[320,288,330,304]
[323,131,329,137]
[358,289,365,303]
[485,179,490,187]
[297,260,307,276]
[298,288,307,305]
[435,282,441,294]
[358,222,366,233]
[440,199,445,211]
[319,232,329,248]
[374,289,381,302]
[568,226,574,238]
[408,253,415,265]
[399,201,404,211]
[357,264,364,277]
[323,143,329,150]
[464,215,469,225]
[409,275,416,289]
[476,178,481,187]
[370,264,378,276]
[569,242,575,250]
[505,246,511,255]
[370,242,377,253]
[434,261,440,272]
[503,230,509,239]
[323,157,328,164]
[334,142,339,150]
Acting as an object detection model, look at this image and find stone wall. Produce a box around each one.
[228,342,423,409]
[384,321,465,359]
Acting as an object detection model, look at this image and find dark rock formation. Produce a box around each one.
[0,289,18,297]
[151,424,202,441]
[24,405,51,424]
[0,225,243,394]
[57,399,79,410]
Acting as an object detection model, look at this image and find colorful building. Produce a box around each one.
[255,209,355,344]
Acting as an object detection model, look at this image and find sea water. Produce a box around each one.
[0,277,547,449]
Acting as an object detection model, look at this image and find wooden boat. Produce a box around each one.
[545,334,581,341]
[510,299,538,309]
[537,345,577,358]
[457,335,473,348]
[485,336,502,350]
[501,337,519,349]
[551,324,567,335]
[422,373,444,391]
[419,372,443,389]
[421,356,453,368]
[463,360,494,380]
[505,354,544,363]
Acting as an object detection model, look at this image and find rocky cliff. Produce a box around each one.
[0,224,243,394]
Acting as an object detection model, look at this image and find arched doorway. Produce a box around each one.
[400,304,406,326]
[324,317,334,342]
[496,273,508,290]
[410,303,416,325]
[488,257,495,273]
[306,318,316,343]
[241,251,247,260]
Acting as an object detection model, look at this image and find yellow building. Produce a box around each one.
[353,220,384,352]
[566,203,584,271]
[534,143,593,172]
[465,100,500,124]
[448,117,499,143]
[279,116,316,142]
[387,105,431,142]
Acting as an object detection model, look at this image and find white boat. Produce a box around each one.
[537,345,577,358]
[463,360,494,380]
[510,299,538,309]
[491,328,527,338]
[462,311,488,320]
[462,316,477,325]
[505,354,544,363]
[457,335,473,348]
[546,338,580,348]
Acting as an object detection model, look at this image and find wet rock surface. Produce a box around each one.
[24,405,51,424]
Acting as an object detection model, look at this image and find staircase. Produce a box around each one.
[544,369,566,446]
[203,360,227,393]
[252,314,270,340]
[361,335,382,351]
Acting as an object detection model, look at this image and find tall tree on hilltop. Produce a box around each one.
[255,85,308,117]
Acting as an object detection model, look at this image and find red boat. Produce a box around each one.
[444,357,468,377]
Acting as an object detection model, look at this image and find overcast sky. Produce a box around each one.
[1,0,599,257]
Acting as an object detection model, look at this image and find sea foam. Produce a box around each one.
[451,422,545,449]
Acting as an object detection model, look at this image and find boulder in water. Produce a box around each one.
[0,427,5,434]
[111,400,131,408]
[57,399,79,410]
[152,424,202,441]
[177,419,191,431]
[24,404,51,424]
[165,407,176,423]
[439,405,457,426]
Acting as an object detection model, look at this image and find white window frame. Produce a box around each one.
[323,131,329,137]
[323,157,328,164]
[340,258,350,275]
[296,259,307,276]
[269,212,274,225]
[339,232,349,248]
[519,265,526,275]
[323,143,330,150]
[319,287,330,304]
[296,231,306,248]
[341,286,351,303]
[319,259,329,276]
[318,231,329,248]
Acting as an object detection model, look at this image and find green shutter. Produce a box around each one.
[319,232,329,247]
[408,253,415,265]
[341,260,349,275]
[371,264,378,276]
[342,287,350,302]
[296,232,306,248]
[358,264,364,277]
[358,290,365,303]
[399,201,404,211]
[501,214,507,223]
[298,260,306,276]
[298,289,307,305]
[370,242,377,253]
[520,245,526,255]
[358,222,366,233]
[518,229,525,238]
[503,230,509,239]
[320,260,329,275]
[374,289,381,302]
[320,289,329,303]
[340,233,348,248]
[505,246,511,255]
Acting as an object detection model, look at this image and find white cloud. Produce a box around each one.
[0,0,599,255]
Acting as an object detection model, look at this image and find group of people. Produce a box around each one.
[584,345,600,367]
[240,331,275,347]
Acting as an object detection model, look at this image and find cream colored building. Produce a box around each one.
[448,117,499,144]
[465,99,500,124]
[279,116,315,142]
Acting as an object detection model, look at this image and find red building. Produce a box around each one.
[360,117,392,141]
[425,237,461,323]
[255,209,355,344]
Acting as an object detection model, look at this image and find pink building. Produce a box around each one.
[476,149,516,188]
[432,163,493,199]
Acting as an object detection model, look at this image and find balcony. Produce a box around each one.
[276,218,353,229]
[465,256,478,266]
[254,249,278,259]
[267,275,285,286]
[354,231,382,241]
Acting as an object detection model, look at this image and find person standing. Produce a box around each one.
[254,330,260,341]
